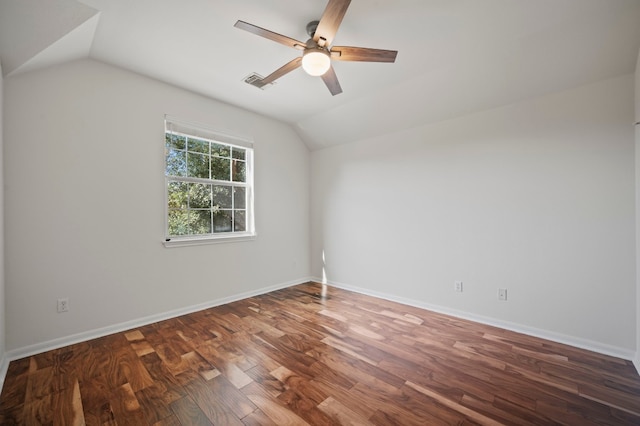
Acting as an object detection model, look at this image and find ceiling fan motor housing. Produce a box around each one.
[306,20,320,38]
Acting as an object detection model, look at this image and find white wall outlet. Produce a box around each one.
[498,288,507,301]
[57,298,69,313]
[454,281,463,292]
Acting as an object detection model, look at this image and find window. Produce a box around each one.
[164,117,255,246]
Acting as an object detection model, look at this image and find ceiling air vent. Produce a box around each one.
[243,73,275,90]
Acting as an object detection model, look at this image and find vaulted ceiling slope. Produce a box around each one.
[2,0,640,150]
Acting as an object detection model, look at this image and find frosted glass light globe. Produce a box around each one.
[302,49,331,76]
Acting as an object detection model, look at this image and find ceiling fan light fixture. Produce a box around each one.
[234,0,398,95]
[302,48,331,76]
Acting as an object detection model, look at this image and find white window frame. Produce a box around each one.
[163,116,255,247]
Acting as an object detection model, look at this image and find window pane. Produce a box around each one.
[234,210,246,232]
[213,210,232,232]
[188,137,209,154]
[213,185,232,208]
[211,157,230,181]
[212,143,230,158]
[232,148,245,160]
[190,210,212,235]
[168,210,189,235]
[166,149,186,177]
[188,183,211,209]
[233,187,246,209]
[165,123,253,241]
[187,152,210,179]
[168,181,188,209]
[166,134,186,150]
[232,160,246,182]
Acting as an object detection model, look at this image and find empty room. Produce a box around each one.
[1,0,640,424]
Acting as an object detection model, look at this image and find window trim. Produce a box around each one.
[163,233,257,248]
[163,116,255,247]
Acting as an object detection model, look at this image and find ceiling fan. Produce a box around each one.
[234,0,398,96]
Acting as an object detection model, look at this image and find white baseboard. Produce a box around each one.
[0,353,9,393]
[2,276,312,369]
[315,277,636,362]
[634,353,640,375]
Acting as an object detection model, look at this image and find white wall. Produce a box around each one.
[311,74,636,356]
[635,49,640,371]
[4,59,310,352]
[636,50,640,122]
[0,63,6,364]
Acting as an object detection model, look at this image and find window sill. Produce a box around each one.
[163,233,256,248]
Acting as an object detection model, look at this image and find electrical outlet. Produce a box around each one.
[57,298,69,313]
[454,281,463,292]
[498,288,507,301]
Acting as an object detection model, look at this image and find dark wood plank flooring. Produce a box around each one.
[1,282,639,425]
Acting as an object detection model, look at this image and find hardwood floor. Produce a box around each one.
[1,282,639,425]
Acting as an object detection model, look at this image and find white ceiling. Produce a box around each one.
[2,0,640,150]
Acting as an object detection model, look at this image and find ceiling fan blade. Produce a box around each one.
[321,65,343,96]
[234,20,306,50]
[314,0,351,47]
[331,46,398,62]
[258,57,303,86]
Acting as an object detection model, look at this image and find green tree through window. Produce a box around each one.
[164,120,254,243]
